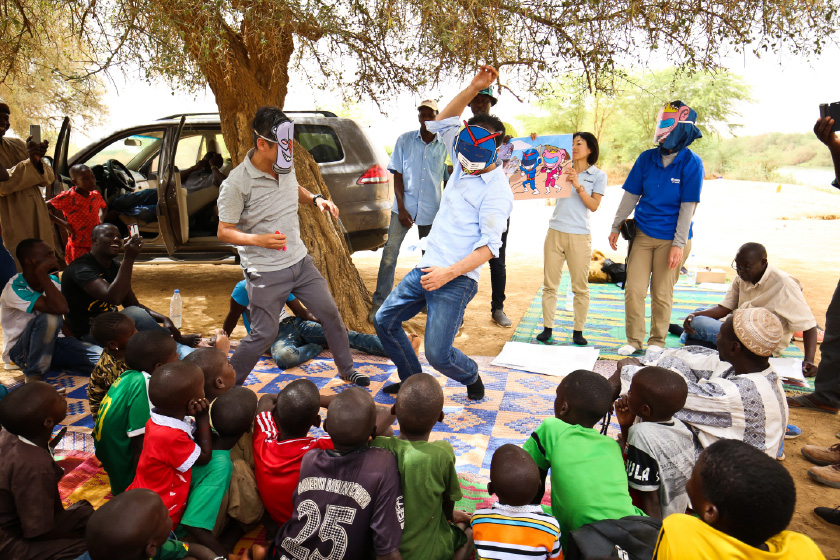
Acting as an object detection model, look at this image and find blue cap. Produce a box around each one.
[174,289,180,293]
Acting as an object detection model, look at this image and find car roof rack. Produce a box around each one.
[159,110,338,120]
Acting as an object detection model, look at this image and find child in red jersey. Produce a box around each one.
[127,361,212,527]
[47,164,106,263]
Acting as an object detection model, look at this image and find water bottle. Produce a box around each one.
[170,289,183,329]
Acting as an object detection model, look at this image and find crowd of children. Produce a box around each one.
[0,309,827,559]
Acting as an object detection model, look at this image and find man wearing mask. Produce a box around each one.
[374,66,513,401]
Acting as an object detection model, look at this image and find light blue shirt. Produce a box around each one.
[548,165,608,235]
[417,118,514,282]
[387,129,447,225]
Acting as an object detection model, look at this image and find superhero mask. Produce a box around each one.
[454,121,502,175]
[542,147,568,169]
[653,102,701,152]
[521,148,540,169]
[254,119,294,174]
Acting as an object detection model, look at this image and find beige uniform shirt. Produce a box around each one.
[720,264,817,355]
[0,137,56,268]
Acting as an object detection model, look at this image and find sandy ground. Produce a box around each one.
[2,177,840,554]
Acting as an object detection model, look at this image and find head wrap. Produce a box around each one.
[654,101,701,152]
[732,308,783,357]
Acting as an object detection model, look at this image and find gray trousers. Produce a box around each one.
[231,255,354,384]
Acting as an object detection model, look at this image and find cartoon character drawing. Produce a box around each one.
[520,148,542,195]
[653,102,692,145]
[541,146,570,194]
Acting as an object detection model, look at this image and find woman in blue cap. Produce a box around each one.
[608,101,704,356]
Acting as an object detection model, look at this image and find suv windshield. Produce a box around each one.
[296,124,343,163]
[85,132,164,170]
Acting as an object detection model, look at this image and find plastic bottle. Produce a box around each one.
[170,289,183,329]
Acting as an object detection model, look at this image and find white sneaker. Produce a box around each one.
[647,344,664,357]
[617,344,638,356]
[3,362,20,371]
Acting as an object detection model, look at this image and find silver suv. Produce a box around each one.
[51,111,393,261]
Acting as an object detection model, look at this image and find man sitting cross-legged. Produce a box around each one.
[61,223,199,357]
[223,279,419,370]
[0,239,101,382]
[673,242,819,376]
[616,307,788,459]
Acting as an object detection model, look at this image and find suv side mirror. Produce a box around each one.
[124,138,142,147]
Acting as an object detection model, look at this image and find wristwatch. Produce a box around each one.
[313,194,325,206]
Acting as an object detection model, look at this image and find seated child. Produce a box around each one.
[371,372,472,560]
[472,444,562,560]
[614,366,694,519]
[88,311,137,419]
[93,330,179,495]
[253,379,335,527]
[267,387,404,560]
[183,346,236,402]
[0,381,93,559]
[653,439,825,559]
[46,164,106,264]
[179,387,258,557]
[524,370,643,549]
[127,361,213,528]
[80,488,216,560]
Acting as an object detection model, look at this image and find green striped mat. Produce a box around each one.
[511,275,808,368]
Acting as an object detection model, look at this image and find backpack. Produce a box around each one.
[565,516,663,560]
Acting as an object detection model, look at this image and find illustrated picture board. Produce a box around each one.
[501,134,574,201]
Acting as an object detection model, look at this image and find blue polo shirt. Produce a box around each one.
[623,148,704,240]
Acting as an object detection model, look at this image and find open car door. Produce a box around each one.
[157,117,187,255]
[50,117,72,264]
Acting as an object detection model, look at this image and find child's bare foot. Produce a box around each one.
[233,544,267,560]
[408,333,421,355]
[212,328,230,354]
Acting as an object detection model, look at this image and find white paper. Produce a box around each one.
[769,357,806,383]
[695,282,731,292]
[492,341,600,377]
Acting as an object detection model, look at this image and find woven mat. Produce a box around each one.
[4,350,621,476]
[510,276,807,362]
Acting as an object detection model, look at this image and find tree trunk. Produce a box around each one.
[204,64,375,333]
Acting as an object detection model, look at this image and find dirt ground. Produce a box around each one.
[2,177,840,554]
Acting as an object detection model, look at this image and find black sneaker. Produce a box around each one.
[467,375,485,400]
[668,323,685,336]
[383,382,401,394]
[815,506,840,526]
[341,370,370,387]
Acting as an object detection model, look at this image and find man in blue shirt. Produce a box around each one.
[223,279,415,370]
[369,100,448,321]
[374,66,513,400]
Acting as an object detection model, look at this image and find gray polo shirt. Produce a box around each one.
[217,149,306,273]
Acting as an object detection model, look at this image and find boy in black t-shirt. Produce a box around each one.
[255,387,404,560]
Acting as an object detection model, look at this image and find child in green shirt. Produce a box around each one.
[372,373,473,560]
[523,369,643,549]
[92,330,179,495]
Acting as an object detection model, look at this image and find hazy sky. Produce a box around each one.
[72,43,840,151]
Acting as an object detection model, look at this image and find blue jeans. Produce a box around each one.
[10,314,102,377]
[681,307,722,348]
[270,317,386,369]
[372,212,432,307]
[374,267,479,385]
[118,306,195,359]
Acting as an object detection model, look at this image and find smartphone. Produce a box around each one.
[29,124,41,144]
[128,223,139,238]
[820,102,840,131]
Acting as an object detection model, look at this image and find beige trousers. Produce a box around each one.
[542,229,592,331]
[624,231,691,349]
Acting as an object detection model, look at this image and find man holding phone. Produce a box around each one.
[0,100,56,270]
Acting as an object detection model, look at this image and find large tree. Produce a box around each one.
[2,0,836,328]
